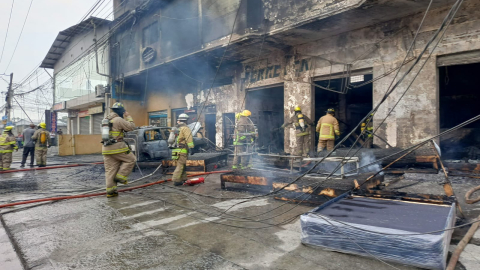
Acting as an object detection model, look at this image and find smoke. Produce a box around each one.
[359,151,382,175]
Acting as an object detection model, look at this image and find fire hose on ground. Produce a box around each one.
[0,162,105,174]
[0,170,232,209]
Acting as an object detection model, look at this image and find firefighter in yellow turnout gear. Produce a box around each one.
[0,126,18,170]
[280,106,314,157]
[32,122,50,167]
[316,108,340,153]
[232,110,256,170]
[102,102,136,198]
[172,113,195,186]
[361,114,374,148]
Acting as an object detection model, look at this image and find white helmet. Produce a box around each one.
[178,113,189,122]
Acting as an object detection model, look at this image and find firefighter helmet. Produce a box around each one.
[39,122,47,129]
[4,126,14,131]
[294,106,301,112]
[241,110,252,117]
[327,108,335,114]
[178,113,189,121]
[111,102,124,109]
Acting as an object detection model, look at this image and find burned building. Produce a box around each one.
[109,0,480,157]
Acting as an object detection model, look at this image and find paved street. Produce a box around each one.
[1,152,480,270]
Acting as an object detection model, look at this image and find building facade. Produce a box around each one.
[107,0,480,157]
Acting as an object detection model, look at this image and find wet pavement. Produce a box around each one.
[1,152,480,269]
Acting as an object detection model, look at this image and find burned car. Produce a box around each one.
[124,122,206,162]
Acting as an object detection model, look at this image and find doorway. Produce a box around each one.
[439,63,480,159]
[246,86,284,153]
[314,73,373,148]
[205,114,216,144]
[223,113,235,151]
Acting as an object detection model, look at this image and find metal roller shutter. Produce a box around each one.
[80,117,90,134]
[71,118,78,135]
[93,113,103,134]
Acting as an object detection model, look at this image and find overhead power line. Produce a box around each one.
[0,0,16,65]
[3,0,34,73]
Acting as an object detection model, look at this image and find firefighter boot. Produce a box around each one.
[106,186,118,198]
[114,174,128,185]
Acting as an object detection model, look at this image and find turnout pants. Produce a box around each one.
[103,152,136,195]
[0,153,13,170]
[294,134,310,156]
[233,145,251,168]
[318,139,335,152]
[35,148,48,166]
[22,147,35,166]
[172,154,188,184]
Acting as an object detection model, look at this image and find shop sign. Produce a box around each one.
[243,58,312,83]
[78,110,89,118]
[51,111,57,134]
[88,105,103,115]
[53,101,66,111]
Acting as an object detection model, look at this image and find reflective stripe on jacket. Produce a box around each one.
[172,123,194,159]
[102,113,135,155]
[316,114,340,140]
[0,132,18,153]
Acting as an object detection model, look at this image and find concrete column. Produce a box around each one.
[89,115,93,134]
[373,57,438,148]
[283,55,313,154]
[77,115,80,135]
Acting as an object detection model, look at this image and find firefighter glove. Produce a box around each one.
[189,148,195,156]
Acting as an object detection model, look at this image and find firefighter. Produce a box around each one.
[316,108,340,153]
[0,126,18,170]
[280,106,314,157]
[172,113,195,186]
[102,102,136,198]
[232,110,256,170]
[361,114,374,148]
[32,123,50,167]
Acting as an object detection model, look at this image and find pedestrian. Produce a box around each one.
[102,102,136,198]
[280,106,314,157]
[20,123,36,168]
[316,108,340,154]
[0,126,19,170]
[232,110,256,169]
[172,113,195,185]
[32,123,51,167]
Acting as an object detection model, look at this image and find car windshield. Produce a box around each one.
[144,129,170,141]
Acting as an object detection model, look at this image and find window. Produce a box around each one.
[149,110,168,127]
[142,21,159,47]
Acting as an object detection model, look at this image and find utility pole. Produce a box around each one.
[6,73,13,123]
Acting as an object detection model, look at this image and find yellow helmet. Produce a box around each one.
[241,110,252,117]
[39,122,47,129]
[327,108,335,114]
[4,126,14,131]
[294,106,301,112]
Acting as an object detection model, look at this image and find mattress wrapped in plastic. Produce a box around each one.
[300,193,456,270]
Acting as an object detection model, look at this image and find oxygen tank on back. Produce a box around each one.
[297,114,306,132]
[40,131,47,147]
[168,127,179,148]
[101,118,111,145]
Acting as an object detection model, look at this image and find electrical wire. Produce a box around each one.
[3,0,34,72]
[0,0,15,65]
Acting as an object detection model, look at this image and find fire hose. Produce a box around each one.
[0,171,231,209]
[0,162,105,174]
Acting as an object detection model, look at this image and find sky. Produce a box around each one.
[0,0,108,123]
